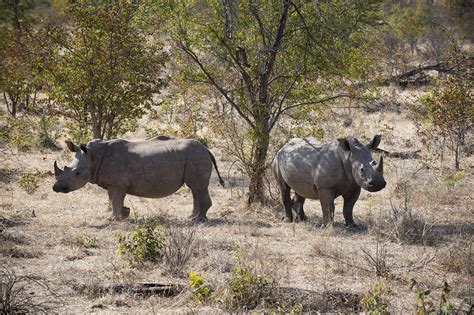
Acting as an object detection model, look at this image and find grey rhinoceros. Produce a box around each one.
[53,136,225,222]
[272,135,386,226]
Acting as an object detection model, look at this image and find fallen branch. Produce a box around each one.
[72,282,183,297]
[372,148,421,159]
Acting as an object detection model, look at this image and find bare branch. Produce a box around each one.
[178,41,255,128]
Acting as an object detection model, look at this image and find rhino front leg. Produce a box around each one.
[342,187,361,227]
[318,188,335,227]
[107,188,128,220]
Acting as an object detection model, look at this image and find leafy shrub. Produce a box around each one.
[0,117,35,150]
[408,75,473,170]
[189,271,213,303]
[18,169,47,194]
[226,248,275,310]
[163,227,198,277]
[360,281,391,314]
[410,279,454,314]
[116,217,166,265]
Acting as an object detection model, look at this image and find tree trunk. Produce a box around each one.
[247,120,270,204]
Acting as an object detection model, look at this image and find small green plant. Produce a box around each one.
[62,233,98,249]
[360,281,390,314]
[410,278,454,315]
[116,217,166,265]
[441,170,465,188]
[189,271,213,303]
[18,169,47,194]
[227,247,275,310]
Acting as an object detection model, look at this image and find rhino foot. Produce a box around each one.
[346,223,362,231]
[281,216,294,223]
[191,216,208,224]
[320,222,334,229]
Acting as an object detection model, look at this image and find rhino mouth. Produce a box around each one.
[364,181,386,192]
[53,183,70,194]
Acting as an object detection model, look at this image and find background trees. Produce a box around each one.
[44,0,168,140]
[168,0,382,203]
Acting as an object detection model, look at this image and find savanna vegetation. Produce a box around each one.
[1,0,472,313]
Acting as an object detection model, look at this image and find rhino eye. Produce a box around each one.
[360,166,365,174]
[75,171,80,176]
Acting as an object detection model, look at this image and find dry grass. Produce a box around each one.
[0,100,473,313]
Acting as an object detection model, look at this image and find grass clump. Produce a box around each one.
[0,267,59,313]
[189,271,213,303]
[18,169,47,194]
[62,233,98,249]
[116,217,166,265]
[439,240,473,275]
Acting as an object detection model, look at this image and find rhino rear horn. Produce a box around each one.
[54,161,63,176]
[65,140,78,152]
[376,156,384,173]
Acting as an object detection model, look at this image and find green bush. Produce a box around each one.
[116,217,166,265]
[360,281,390,314]
[227,248,275,310]
[0,117,35,150]
[410,278,455,314]
[189,271,213,303]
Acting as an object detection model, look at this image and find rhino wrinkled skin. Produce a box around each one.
[53,136,224,222]
[272,135,386,226]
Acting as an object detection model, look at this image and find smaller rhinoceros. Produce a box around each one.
[52,136,224,222]
[272,135,386,227]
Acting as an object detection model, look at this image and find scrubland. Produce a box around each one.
[0,89,472,313]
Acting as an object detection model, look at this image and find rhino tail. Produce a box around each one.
[208,150,225,187]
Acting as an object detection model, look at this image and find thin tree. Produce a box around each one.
[168,0,382,203]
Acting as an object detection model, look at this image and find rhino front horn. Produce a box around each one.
[54,161,63,176]
[376,156,384,173]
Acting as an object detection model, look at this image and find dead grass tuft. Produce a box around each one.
[0,267,61,313]
[163,226,199,277]
[381,206,433,245]
[439,240,473,275]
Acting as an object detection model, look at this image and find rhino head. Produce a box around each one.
[52,140,92,193]
[338,135,386,192]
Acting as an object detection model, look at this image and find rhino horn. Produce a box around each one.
[54,161,63,176]
[376,156,384,173]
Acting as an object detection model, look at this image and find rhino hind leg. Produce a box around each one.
[292,194,307,222]
[278,182,293,222]
[190,188,212,223]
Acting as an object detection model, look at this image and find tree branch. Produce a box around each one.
[178,41,255,129]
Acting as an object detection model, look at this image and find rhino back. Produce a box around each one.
[276,138,346,198]
[92,138,210,198]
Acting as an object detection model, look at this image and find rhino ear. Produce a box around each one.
[65,140,78,152]
[79,144,87,154]
[338,138,351,151]
[367,135,382,150]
